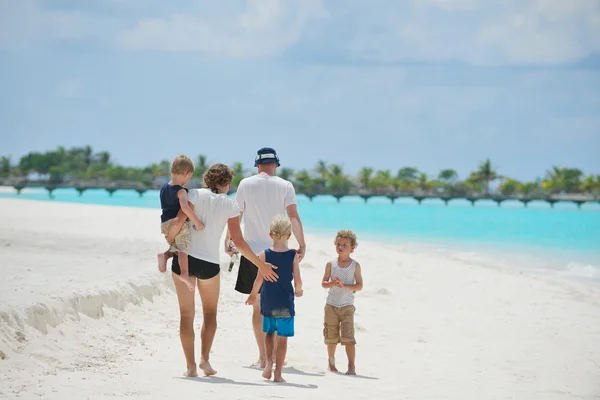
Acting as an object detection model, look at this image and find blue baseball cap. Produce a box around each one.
[254,147,280,167]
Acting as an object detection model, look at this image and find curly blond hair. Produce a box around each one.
[171,154,195,175]
[335,229,358,247]
[203,163,234,191]
[270,215,292,240]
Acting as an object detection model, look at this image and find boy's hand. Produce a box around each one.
[295,289,303,297]
[245,294,257,305]
[192,219,204,231]
[333,276,344,288]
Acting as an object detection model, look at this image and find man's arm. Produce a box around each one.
[342,263,363,292]
[292,254,303,296]
[286,204,306,261]
[224,211,243,256]
[177,190,204,230]
[227,216,278,282]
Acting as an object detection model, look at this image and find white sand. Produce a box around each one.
[0,199,599,400]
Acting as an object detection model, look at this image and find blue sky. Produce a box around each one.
[1,0,599,181]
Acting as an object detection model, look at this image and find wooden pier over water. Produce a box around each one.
[1,179,598,208]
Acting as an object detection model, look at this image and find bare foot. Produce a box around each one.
[252,359,267,369]
[183,366,198,377]
[262,361,273,380]
[157,253,167,273]
[199,360,217,376]
[328,357,338,372]
[345,367,356,375]
[178,274,195,291]
[273,374,286,383]
[272,358,287,366]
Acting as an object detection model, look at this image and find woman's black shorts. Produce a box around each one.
[172,254,220,280]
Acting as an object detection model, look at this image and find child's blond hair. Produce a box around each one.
[171,155,195,175]
[270,215,292,240]
[335,229,358,247]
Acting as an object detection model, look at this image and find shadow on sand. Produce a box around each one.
[177,376,266,387]
[332,372,379,380]
[243,365,325,377]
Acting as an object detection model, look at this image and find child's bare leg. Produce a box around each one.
[262,333,275,380]
[167,211,187,244]
[273,336,288,383]
[344,343,356,375]
[178,253,195,291]
[157,251,174,272]
[327,344,338,372]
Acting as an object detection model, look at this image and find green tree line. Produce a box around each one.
[1,146,599,197]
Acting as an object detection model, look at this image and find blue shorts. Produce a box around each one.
[262,317,294,337]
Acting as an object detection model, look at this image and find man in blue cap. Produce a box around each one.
[225,147,306,368]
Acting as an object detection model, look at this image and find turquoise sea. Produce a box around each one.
[3,187,600,281]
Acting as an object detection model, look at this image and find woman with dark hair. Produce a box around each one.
[168,163,278,377]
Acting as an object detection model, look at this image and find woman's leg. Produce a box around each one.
[172,272,197,377]
[197,273,220,376]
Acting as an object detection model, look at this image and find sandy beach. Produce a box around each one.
[0,198,599,400]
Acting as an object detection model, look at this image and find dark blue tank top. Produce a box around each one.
[260,249,296,318]
[159,183,186,223]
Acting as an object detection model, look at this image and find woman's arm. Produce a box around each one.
[227,216,278,282]
[245,252,266,305]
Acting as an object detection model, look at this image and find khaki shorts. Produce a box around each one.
[160,218,191,254]
[323,304,356,345]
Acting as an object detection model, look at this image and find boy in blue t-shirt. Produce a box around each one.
[246,216,303,383]
[157,154,204,292]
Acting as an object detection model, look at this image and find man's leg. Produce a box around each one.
[197,273,220,376]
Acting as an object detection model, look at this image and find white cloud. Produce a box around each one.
[1,0,599,66]
[117,0,328,57]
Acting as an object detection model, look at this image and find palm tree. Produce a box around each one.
[294,169,318,193]
[498,177,522,196]
[371,169,393,194]
[473,159,498,194]
[358,167,374,190]
[279,168,294,182]
[194,155,208,178]
[326,164,353,195]
[0,155,11,177]
[438,169,458,183]
[543,166,582,193]
[417,172,432,191]
[315,160,329,181]
[396,167,419,190]
[231,162,245,189]
[94,151,111,166]
[581,175,599,194]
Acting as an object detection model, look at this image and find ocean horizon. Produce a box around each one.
[3,186,600,283]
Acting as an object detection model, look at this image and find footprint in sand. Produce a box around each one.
[375,288,391,295]
[355,323,367,332]
[0,350,6,360]
[15,331,26,343]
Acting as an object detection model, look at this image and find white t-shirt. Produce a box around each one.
[187,188,241,264]
[235,173,297,254]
